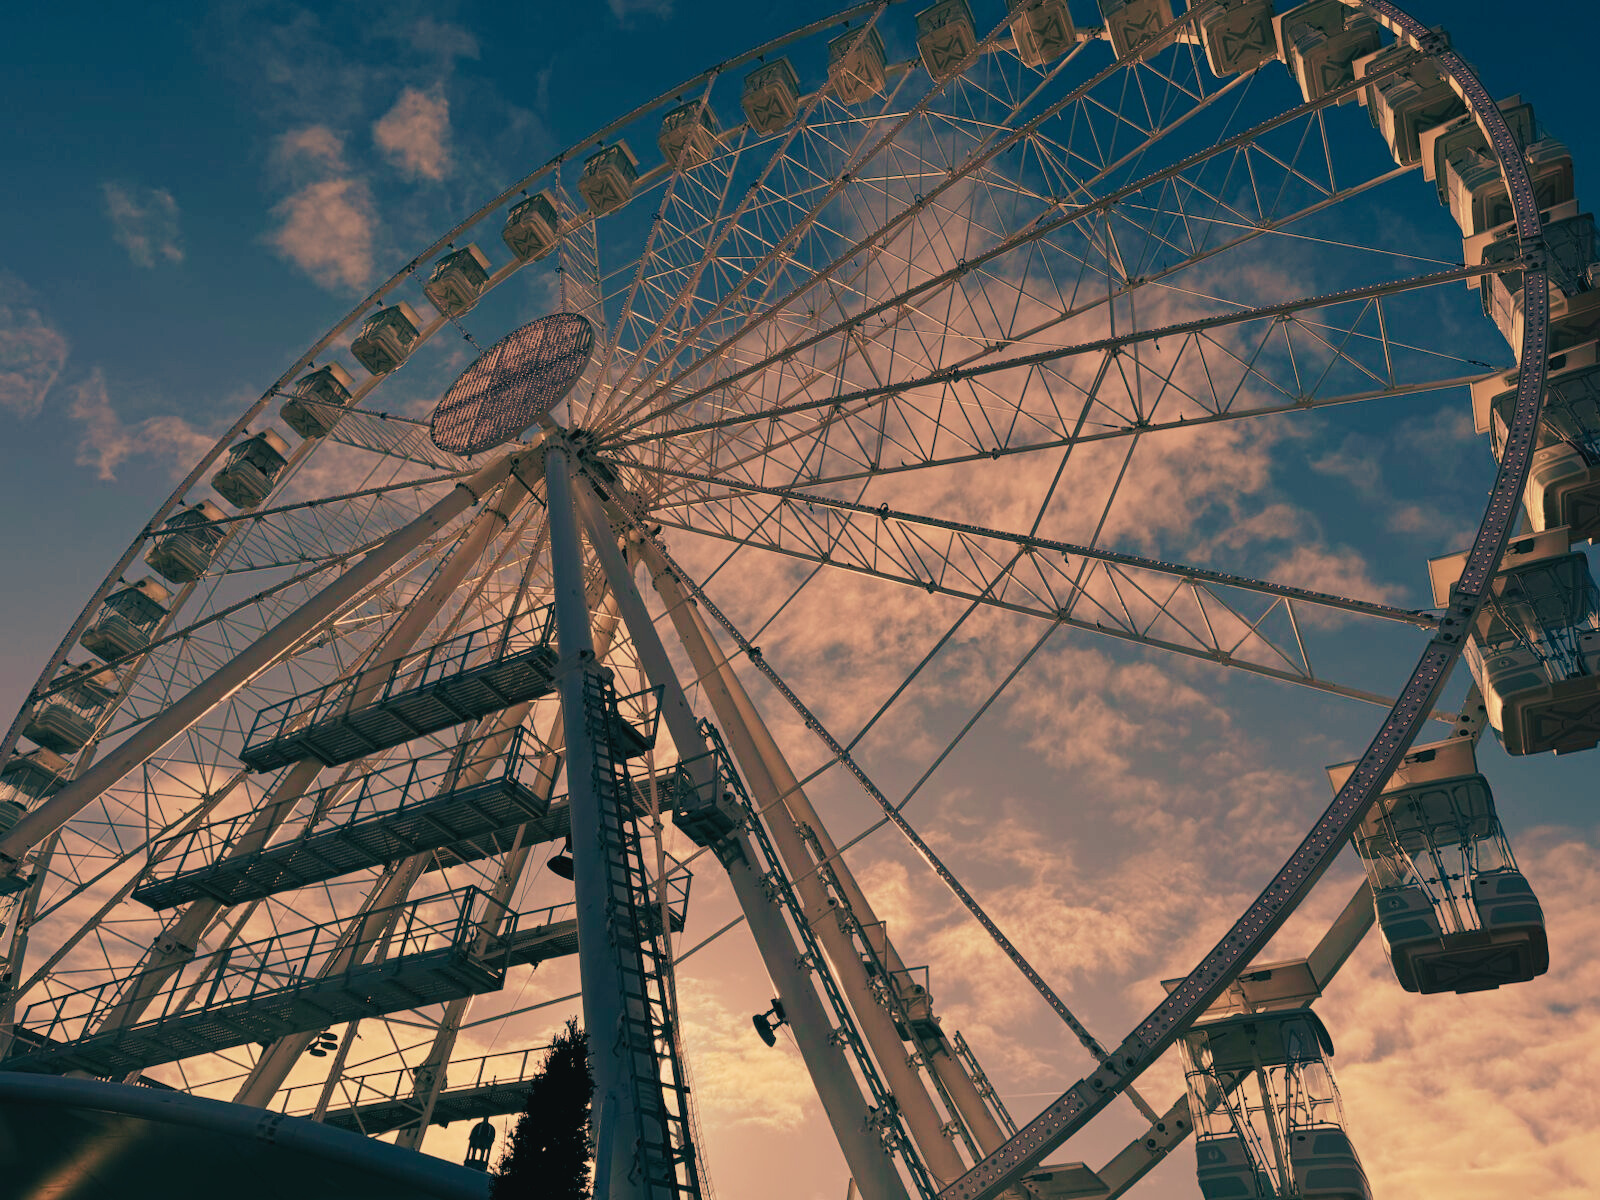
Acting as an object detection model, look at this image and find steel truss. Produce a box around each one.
[0,5,1560,1200]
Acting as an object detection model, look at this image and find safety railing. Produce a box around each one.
[279,1042,555,1126]
[14,886,512,1050]
[144,726,551,885]
[242,606,557,753]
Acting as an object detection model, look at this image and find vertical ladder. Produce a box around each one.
[582,670,702,1200]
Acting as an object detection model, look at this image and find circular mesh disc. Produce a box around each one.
[429,312,596,455]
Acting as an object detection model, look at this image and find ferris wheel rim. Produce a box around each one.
[0,2,1564,1196]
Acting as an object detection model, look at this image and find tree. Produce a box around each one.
[494,1017,595,1200]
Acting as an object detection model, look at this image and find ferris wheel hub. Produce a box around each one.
[428,311,596,456]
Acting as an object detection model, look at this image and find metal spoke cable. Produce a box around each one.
[827,620,1059,865]
[608,261,1492,454]
[593,2,1026,437]
[617,165,1441,500]
[777,416,1084,789]
[605,37,1416,442]
[599,2,1239,441]
[29,521,472,704]
[179,469,477,530]
[628,462,1440,628]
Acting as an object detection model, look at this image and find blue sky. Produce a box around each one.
[1,0,1594,702]
[3,3,1599,1198]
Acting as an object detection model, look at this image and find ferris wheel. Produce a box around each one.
[0,2,1592,1199]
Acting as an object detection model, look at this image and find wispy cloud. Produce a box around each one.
[407,18,479,64]
[674,982,815,1132]
[100,182,184,268]
[0,282,69,418]
[267,126,376,292]
[270,177,376,291]
[609,0,674,22]
[275,125,346,176]
[373,87,452,181]
[68,369,214,481]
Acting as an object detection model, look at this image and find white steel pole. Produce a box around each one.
[545,444,645,1200]
[391,735,565,1151]
[0,450,531,874]
[643,576,1007,1154]
[234,853,430,1108]
[639,542,968,1187]
[575,481,912,1200]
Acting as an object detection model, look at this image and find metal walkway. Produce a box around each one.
[4,888,688,1081]
[135,739,682,910]
[282,1047,552,1137]
[3,888,515,1079]
[502,879,688,972]
[239,610,559,772]
[136,729,554,910]
[428,767,681,871]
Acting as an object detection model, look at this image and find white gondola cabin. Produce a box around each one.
[828,26,887,105]
[1007,0,1077,67]
[1098,0,1175,62]
[1473,207,1598,351]
[1328,738,1548,993]
[1550,291,1600,358]
[80,578,170,662]
[145,500,226,583]
[1198,0,1279,79]
[1473,338,1600,541]
[21,664,116,756]
[1429,528,1600,755]
[502,191,561,262]
[350,302,423,375]
[0,748,69,822]
[1275,0,1380,105]
[578,142,639,217]
[278,364,355,440]
[1355,41,1465,167]
[658,102,721,169]
[916,0,977,81]
[1421,100,1573,237]
[423,245,492,317]
[211,430,291,510]
[741,59,801,134]
[1182,1008,1371,1200]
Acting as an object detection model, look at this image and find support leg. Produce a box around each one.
[0,451,530,874]
[637,539,968,1187]
[576,482,912,1200]
[546,445,649,1200]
